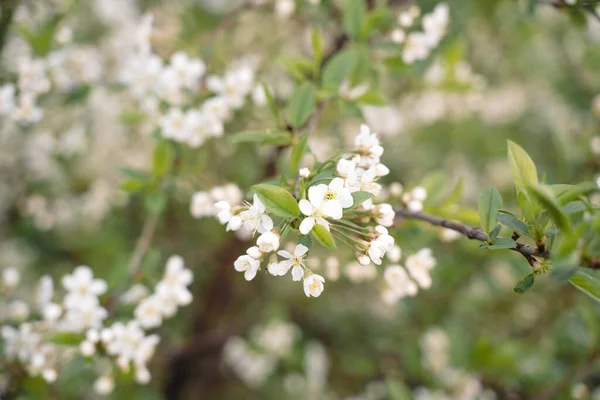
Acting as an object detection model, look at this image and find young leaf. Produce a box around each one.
[286,82,316,128]
[355,90,386,105]
[342,0,366,40]
[262,83,283,126]
[152,140,173,178]
[478,187,502,235]
[488,224,502,242]
[496,211,529,235]
[298,234,312,249]
[486,237,517,249]
[252,184,300,218]
[513,274,535,294]
[311,27,323,76]
[526,184,572,234]
[557,182,598,205]
[507,140,538,190]
[322,49,359,88]
[290,134,309,172]
[350,191,373,208]
[231,129,291,145]
[570,270,600,303]
[311,224,336,250]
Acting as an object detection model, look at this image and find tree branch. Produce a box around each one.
[395,209,551,260]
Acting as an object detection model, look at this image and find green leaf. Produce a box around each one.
[48,332,85,346]
[278,56,314,81]
[322,49,359,88]
[231,129,291,145]
[290,134,309,172]
[570,270,600,303]
[152,141,173,178]
[488,224,502,242]
[286,82,316,128]
[311,224,336,250]
[252,184,300,218]
[478,187,502,235]
[496,211,529,235]
[311,27,323,76]
[557,182,598,205]
[342,0,366,40]
[350,191,373,208]
[355,90,386,105]
[386,379,412,400]
[298,234,312,249]
[120,179,144,193]
[514,274,535,294]
[527,184,572,234]
[485,237,517,249]
[144,191,167,214]
[262,83,282,126]
[118,166,148,181]
[507,140,538,190]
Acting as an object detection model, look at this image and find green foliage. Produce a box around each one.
[321,49,359,89]
[231,129,292,145]
[285,82,316,128]
[152,140,173,179]
[350,191,374,208]
[478,187,502,236]
[570,270,600,303]
[527,184,572,234]
[342,0,366,40]
[290,134,309,172]
[311,223,336,250]
[252,184,301,218]
[513,274,535,294]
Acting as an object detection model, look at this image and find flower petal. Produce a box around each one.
[322,200,343,219]
[294,244,309,257]
[299,217,316,235]
[291,266,304,281]
[308,185,327,208]
[277,250,292,259]
[298,199,314,216]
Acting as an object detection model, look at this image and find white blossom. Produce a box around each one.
[271,244,308,281]
[303,274,325,298]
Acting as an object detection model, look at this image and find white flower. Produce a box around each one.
[80,339,96,357]
[384,266,418,297]
[299,168,311,178]
[234,254,261,281]
[160,108,188,141]
[63,298,108,330]
[271,244,308,281]
[190,191,213,218]
[303,274,325,297]
[387,245,402,262]
[256,231,280,253]
[422,3,449,47]
[373,203,395,226]
[162,51,206,91]
[2,267,20,291]
[241,195,273,234]
[402,32,430,64]
[62,266,107,309]
[206,66,254,110]
[339,80,369,100]
[94,375,115,396]
[12,92,43,124]
[120,283,150,305]
[275,0,296,18]
[134,295,164,329]
[156,255,193,306]
[298,179,352,234]
[405,248,436,289]
[390,28,406,44]
[411,186,427,201]
[0,84,16,116]
[355,124,383,160]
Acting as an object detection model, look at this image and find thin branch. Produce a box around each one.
[127,211,161,277]
[395,209,551,260]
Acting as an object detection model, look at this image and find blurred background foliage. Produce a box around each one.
[2,0,600,399]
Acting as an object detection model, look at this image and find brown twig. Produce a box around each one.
[126,211,161,277]
[395,209,551,260]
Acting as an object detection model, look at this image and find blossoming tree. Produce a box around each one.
[2,0,600,399]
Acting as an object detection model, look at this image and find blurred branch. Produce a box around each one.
[0,0,20,53]
[395,209,551,262]
[127,211,160,277]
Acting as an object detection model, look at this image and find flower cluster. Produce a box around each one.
[190,183,243,219]
[389,3,450,64]
[0,256,192,395]
[223,320,299,388]
[382,248,437,304]
[118,14,257,148]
